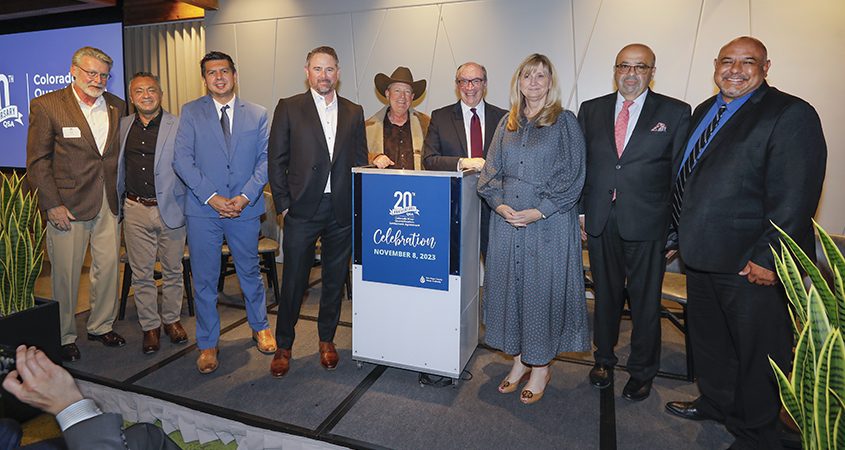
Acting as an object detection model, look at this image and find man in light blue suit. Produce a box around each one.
[117,72,190,356]
[173,51,276,374]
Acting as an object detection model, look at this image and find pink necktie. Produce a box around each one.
[470,108,482,158]
[614,100,633,158]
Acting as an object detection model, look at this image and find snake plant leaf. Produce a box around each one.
[794,321,813,432]
[0,172,45,318]
[774,242,807,326]
[825,330,845,450]
[772,356,803,434]
[808,286,832,356]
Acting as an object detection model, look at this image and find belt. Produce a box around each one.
[126,193,158,206]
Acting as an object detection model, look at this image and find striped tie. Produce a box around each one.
[670,104,727,229]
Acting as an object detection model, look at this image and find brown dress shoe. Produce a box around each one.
[163,321,188,344]
[142,328,161,354]
[197,347,219,374]
[87,331,126,347]
[319,341,339,370]
[252,329,277,354]
[270,348,292,378]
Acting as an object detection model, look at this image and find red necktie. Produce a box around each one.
[470,108,482,158]
[614,100,633,158]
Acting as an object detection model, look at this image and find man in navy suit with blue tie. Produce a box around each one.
[173,51,277,374]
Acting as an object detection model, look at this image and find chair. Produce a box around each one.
[217,191,281,306]
[117,247,195,320]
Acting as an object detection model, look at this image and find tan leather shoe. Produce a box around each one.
[197,347,219,374]
[163,321,188,344]
[319,341,339,370]
[252,328,277,354]
[270,348,292,378]
[142,328,161,354]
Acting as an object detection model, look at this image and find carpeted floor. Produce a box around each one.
[19,258,744,449]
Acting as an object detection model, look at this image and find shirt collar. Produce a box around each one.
[134,109,163,128]
[615,89,648,108]
[717,87,757,112]
[460,100,485,117]
[212,95,236,112]
[310,88,338,108]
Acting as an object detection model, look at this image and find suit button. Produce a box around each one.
[608,189,613,194]
[615,164,621,170]
[312,166,318,171]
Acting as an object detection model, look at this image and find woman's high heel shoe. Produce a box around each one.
[498,370,531,394]
[520,371,552,404]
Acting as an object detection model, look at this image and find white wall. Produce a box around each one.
[205,0,844,232]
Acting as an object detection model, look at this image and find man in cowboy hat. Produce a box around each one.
[367,67,430,170]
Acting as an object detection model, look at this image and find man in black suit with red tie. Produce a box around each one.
[267,46,368,377]
[422,62,507,255]
[664,37,826,449]
[578,44,690,401]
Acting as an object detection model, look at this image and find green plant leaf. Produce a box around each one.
[774,242,808,327]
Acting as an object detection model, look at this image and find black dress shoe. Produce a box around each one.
[589,363,613,389]
[665,401,716,421]
[87,331,126,347]
[61,343,81,362]
[622,377,653,401]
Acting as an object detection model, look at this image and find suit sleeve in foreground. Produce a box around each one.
[172,105,217,203]
[62,413,127,450]
[536,111,586,218]
[267,98,292,214]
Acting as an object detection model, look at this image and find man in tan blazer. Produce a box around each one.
[26,46,127,362]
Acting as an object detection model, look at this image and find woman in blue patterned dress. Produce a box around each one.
[478,53,588,404]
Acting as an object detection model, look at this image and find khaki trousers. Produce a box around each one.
[46,189,120,345]
[122,199,186,331]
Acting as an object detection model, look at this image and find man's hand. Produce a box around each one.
[225,195,250,218]
[1,345,84,416]
[739,261,777,286]
[208,194,238,218]
[579,215,587,242]
[47,205,76,232]
[458,158,485,171]
[373,154,394,169]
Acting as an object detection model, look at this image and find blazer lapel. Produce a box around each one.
[450,101,468,156]
[229,98,247,159]
[154,112,175,171]
[331,99,350,166]
[61,87,99,155]
[103,97,121,156]
[304,92,331,161]
[621,91,658,161]
[482,101,498,154]
[202,96,230,158]
[602,95,618,159]
[692,85,768,169]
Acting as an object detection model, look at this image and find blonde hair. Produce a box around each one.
[506,53,563,131]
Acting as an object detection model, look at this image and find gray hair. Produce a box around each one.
[72,46,113,70]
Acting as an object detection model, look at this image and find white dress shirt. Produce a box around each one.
[614,89,648,149]
[71,87,109,155]
[310,88,338,193]
[212,95,236,134]
[55,398,102,432]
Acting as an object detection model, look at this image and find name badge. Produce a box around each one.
[62,127,82,138]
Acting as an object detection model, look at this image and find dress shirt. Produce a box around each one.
[460,101,486,160]
[614,89,648,150]
[125,111,162,199]
[212,96,235,134]
[310,88,338,193]
[55,398,102,432]
[71,87,109,155]
[382,108,414,170]
[677,88,756,175]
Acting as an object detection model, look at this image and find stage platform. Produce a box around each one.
[62,266,740,449]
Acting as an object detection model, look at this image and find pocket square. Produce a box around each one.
[650,122,667,132]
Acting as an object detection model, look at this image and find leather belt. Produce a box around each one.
[126,193,158,206]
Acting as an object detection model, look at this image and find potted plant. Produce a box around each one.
[0,171,59,421]
[769,221,845,449]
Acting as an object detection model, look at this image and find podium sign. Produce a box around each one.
[352,168,480,380]
[361,174,450,291]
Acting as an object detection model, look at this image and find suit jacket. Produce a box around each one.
[267,91,368,226]
[678,82,826,272]
[26,86,125,219]
[421,100,508,171]
[578,90,691,241]
[63,413,179,450]
[117,111,186,229]
[172,95,268,220]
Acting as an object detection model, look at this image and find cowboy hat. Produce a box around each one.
[374,66,427,99]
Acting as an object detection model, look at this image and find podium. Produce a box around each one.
[351,168,480,381]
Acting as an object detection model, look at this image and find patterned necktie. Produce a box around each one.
[614,100,633,158]
[220,104,231,147]
[671,104,728,228]
[470,107,482,158]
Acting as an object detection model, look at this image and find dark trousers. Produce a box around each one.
[686,267,792,450]
[275,194,351,349]
[587,205,665,381]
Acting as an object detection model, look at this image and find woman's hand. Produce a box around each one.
[498,206,543,227]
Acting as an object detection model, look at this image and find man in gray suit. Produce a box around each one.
[578,44,690,401]
[2,345,179,449]
[117,72,188,355]
[27,46,127,363]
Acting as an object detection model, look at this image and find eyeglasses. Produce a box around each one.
[74,64,111,81]
[614,63,653,74]
[456,78,484,87]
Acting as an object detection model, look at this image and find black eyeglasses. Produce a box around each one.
[614,63,653,74]
[74,64,111,81]
[456,78,484,87]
